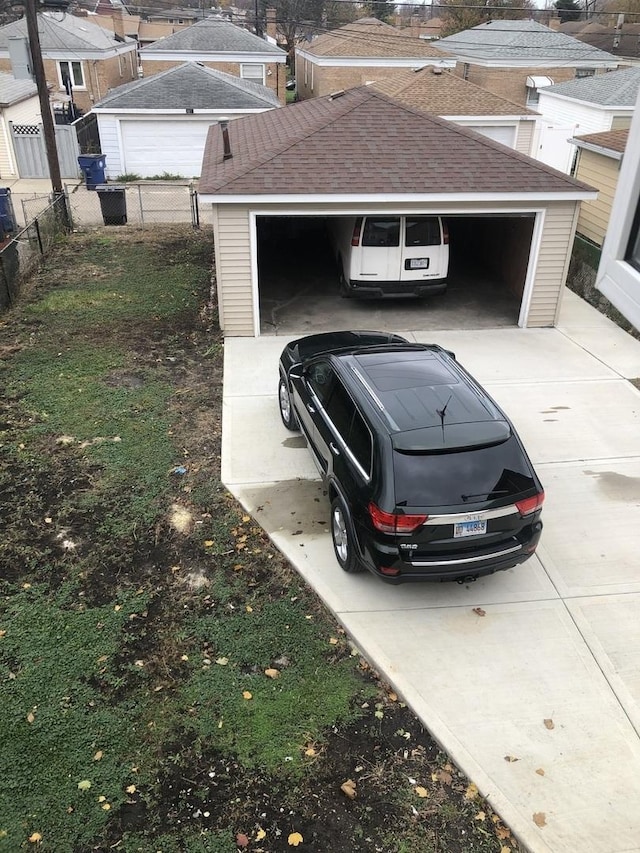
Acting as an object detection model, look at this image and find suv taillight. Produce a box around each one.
[516,491,545,517]
[442,221,449,245]
[368,503,427,534]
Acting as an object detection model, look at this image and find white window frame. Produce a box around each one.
[241,63,265,85]
[575,67,596,78]
[57,60,85,90]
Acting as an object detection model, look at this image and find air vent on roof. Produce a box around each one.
[329,90,345,101]
[432,66,443,75]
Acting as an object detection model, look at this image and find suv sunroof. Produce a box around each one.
[353,351,496,433]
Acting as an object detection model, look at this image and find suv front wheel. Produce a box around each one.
[331,497,364,574]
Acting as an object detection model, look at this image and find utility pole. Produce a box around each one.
[25,0,63,194]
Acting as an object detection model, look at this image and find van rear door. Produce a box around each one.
[356,217,402,281]
[400,216,448,282]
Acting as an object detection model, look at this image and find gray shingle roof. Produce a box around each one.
[140,17,285,56]
[436,20,618,64]
[93,62,281,110]
[0,12,135,51]
[199,86,593,197]
[542,66,640,106]
[0,71,37,107]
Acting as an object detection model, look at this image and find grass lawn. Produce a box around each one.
[0,228,519,853]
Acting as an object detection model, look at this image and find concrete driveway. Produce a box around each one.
[222,289,640,853]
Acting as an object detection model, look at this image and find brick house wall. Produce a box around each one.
[297,62,422,100]
[140,58,287,104]
[0,51,138,113]
[453,64,607,107]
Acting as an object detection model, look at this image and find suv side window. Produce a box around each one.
[307,360,334,405]
[324,379,373,478]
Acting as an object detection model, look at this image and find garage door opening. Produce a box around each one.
[256,213,535,335]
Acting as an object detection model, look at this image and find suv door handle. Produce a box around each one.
[329,442,340,456]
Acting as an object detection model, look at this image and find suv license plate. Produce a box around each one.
[454,520,487,538]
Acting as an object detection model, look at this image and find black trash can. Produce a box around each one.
[0,187,15,235]
[96,185,127,225]
[78,154,106,190]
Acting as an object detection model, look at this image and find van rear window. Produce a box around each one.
[362,218,400,247]
[406,217,441,247]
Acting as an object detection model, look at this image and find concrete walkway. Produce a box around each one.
[221,289,640,853]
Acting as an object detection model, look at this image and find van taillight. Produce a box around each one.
[515,491,545,517]
[442,221,449,245]
[368,503,427,534]
[351,217,363,247]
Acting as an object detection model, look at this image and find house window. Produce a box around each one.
[526,86,540,106]
[625,194,640,273]
[58,60,84,91]
[241,64,265,85]
[576,68,596,78]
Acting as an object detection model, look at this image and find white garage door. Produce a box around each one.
[472,125,516,148]
[120,119,217,178]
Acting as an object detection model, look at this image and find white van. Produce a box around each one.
[329,215,449,298]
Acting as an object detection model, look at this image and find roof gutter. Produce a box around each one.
[198,191,598,204]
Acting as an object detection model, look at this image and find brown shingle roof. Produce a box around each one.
[301,17,443,58]
[573,128,629,154]
[199,86,592,197]
[372,67,536,116]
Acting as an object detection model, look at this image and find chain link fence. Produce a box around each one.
[0,194,70,311]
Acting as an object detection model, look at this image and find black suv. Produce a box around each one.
[278,331,544,584]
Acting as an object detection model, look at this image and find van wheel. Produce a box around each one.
[337,264,351,299]
[331,497,364,573]
[278,377,298,431]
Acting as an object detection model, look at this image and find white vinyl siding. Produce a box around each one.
[213,205,254,335]
[515,120,535,156]
[528,201,579,327]
[96,115,124,178]
[575,149,621,247]
[0,96,41,178]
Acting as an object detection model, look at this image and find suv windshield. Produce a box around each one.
[393,436,535,507]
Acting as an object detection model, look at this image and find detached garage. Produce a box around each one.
[91,62,281,180]
[198,86,596,336]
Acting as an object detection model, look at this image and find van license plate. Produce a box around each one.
[454,520,487,538]
[409,258,429,270]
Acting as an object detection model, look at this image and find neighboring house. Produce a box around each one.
[139,18,287,104]
[372,66,538,156]
[597,85,640,330]
[571,128,627,247]
[0,71,39,180]
[197,85,595,337]
[295,18,455,101]
[0,12,138,115]
[434,20,618,108]
[86,12,186,49]
[91,62,281,179]
[560,20,640,66]
[535,67,639,172]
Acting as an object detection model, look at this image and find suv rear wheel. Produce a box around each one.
[278,377,298,430]
[331,497,364,574]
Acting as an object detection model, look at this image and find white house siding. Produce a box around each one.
[575,149,620,246]
[1,96,41,178]
[213,204,254,336]
[537,95,613,136]
[96,114,124,178]
[527,200,579,327]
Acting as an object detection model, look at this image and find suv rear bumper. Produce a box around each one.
[361,522,543,584]
[346,278,447,299]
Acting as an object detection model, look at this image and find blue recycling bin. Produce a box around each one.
[77,154,106,190]
[0,187,15,234]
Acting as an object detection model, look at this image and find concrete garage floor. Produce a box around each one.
[223,292,640,853]
[258,224,521,335]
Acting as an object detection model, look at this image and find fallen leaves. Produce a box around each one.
[472,607,486,617]
[533,812,547,827]
[535,768,546,776]
[93,751,103,762]
[414,786,429,798]
[28,832,42,843]
[255,827,266,841]
[236,832,249,847]
[215,657,229,666]
[504,755,519,762]
[77,780,91,791]
[543,718,555,730]
[340,779,357,799]
[264,668,280,679]
[242,691,252,700]
[464,782,479,800]
[126,785,136,794]
[288,831,304,846]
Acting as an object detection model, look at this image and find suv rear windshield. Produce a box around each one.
[393,436,535,508]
